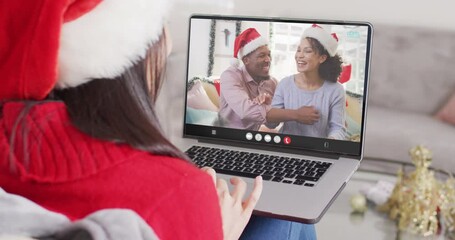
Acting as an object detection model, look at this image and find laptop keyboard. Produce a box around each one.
[185,146,332,187]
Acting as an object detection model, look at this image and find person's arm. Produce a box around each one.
[327,85,347,140]
[252,92,272,105]
[264,81,284,129]
[265,79,319,126]
[220,70,268,122]
[266,107,319,124]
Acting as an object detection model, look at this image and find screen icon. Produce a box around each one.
[246,132,253,140]
[255,134,262,141]
[273,135,281,144]
[324,142,330,148]
[284,136,291,145]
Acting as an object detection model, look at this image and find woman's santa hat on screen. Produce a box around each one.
[0,0,171,101]
[301,24,339,57]
[302,24,352,84]
[231,28,268,67]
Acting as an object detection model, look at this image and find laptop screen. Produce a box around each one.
[183,15,372,158]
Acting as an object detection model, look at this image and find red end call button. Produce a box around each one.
[283,136,291,145]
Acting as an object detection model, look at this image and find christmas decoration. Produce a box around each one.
[235,21,242,37]
[207,19,216,77]
[187,76,213,90]
[233,28,267,59]
[301,24,339,57]
[350,194,367,213]
[378,145,455,237]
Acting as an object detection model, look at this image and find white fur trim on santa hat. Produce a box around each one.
[302,26,338,57]
[230,58,241,68]
[57,0,171,89]
[237,36,268,60]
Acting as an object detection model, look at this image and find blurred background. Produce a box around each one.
[157,0,455,143]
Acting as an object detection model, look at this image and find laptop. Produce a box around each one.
[180,14,373,224]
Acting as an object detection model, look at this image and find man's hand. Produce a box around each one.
[253,93,272,105]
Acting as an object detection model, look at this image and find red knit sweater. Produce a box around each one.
[0,102,223,240]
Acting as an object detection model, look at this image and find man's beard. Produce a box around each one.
[255,74,270,81]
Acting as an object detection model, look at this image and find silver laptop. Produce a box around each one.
[180,14,373,224]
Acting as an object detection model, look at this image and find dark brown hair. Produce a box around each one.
[306,37,343,83]
[49,29,188,160]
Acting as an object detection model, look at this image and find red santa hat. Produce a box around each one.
[0,0,171,101]
[301,24,339,57]
[234,28,268,59]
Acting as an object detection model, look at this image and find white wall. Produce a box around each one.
[175,0,455,31]
[187,19,211,79]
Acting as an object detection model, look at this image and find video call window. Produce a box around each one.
[185,17,370,144]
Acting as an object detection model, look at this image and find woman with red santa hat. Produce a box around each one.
[266,24,347,140]
[0,0,315,239]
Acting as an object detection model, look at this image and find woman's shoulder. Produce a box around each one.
[0,101,206,184]
[277,75,295,87]
[324,81,344,93]
[280,75,294,82]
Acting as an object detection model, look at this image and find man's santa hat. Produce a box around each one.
[0,0,171,101]
[301,24,339,57]
[233,28,268,60]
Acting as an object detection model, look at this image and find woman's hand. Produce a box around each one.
[202,167,263,240]
[294,106,320,124]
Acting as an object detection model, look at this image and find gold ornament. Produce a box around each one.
[378,145,455,237]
